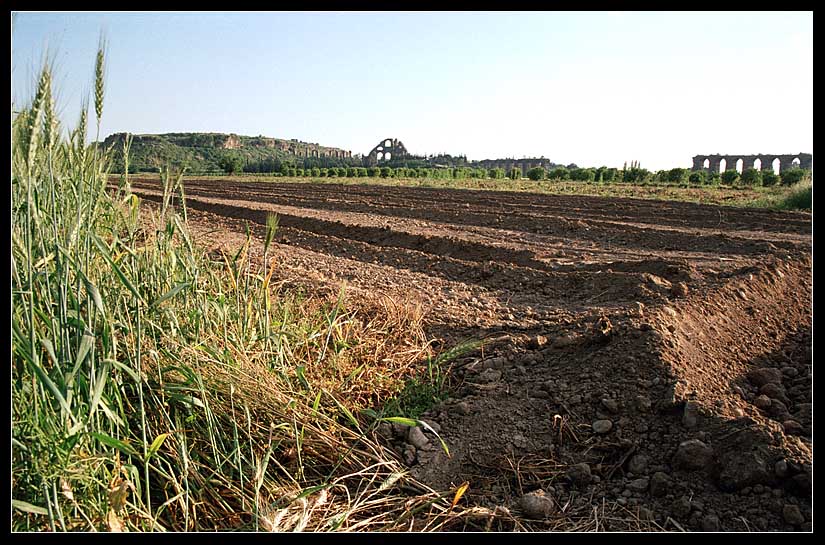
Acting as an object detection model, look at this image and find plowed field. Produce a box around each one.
[131,178,812,532]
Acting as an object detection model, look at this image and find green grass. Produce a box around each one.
[12,48,480,532]
[744,180,812,211]
[382,340,481,420]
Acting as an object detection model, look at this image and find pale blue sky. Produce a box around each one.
[12,11,813,171]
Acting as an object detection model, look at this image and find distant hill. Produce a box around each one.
[103,132,356,173]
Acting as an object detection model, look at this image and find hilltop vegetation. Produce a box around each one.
[104,132,358,173]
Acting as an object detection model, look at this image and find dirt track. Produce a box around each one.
[131,178,812,532]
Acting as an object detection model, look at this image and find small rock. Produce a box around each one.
[718,452,770,491]
[626,477,649,492]
[552,335,578,349]
[455,401,471,415]
[377,422,393,440]
[628,454,650,475]
[782,504,804,526]
[747,368,783,387]
[592,419,613,434]
[671,282,689,298]
[753,395,772,410]
[391,422,410,438]
[760,382,787,401]
[682,401,699,429]
[482,356,506,369]
[774,459,789,478]
[519,490,555,519]
[767,399,791,418]
[402,445,416,465]
[636,395,652,411]
[407,426,430,449]
[649,472,671,497]
[638,507,655,521]
[601,398,619,413]
[782,420,803,435]
[781,366,799,378]
[701,514,720,532]
[528,335,548,349]
[648,274,672,289]
[566,463,592,486]
[477,368,502,383]
[420,419,441,434]
[673,440,714,470]
[671,496,692,518]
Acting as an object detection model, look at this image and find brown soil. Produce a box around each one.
[130,177,812,532]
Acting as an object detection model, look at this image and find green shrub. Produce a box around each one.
[489,167,505,179]
[509,167,521,180]
[526,167,546,181]
[218,155,244,174]
[380,166,393,178]
[569,168,595,182]
[602,168,618,183]
[720,170,739,185]
[667,168,688,184]
[740,168,762,186]
[688,171,706,185]
[781,168,808,186]
[777,182,812,210]
[549,167,569,180]
[311,167,321,177]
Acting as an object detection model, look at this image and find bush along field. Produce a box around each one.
[11,47,487,532]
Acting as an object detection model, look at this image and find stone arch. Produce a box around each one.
[753,157,762,171]
[792,157,801,168]
[719,158,727,173]
[703,158,710,169]
[367,137,409,165]
[772,158,781,174]
[735,158,744,173]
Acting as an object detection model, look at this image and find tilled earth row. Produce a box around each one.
[131,178,812,531]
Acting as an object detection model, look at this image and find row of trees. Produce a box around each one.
[524,165,811,187]
[216,158,812,187]
[177,154,813,188]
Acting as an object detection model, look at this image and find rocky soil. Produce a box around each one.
[131,178,812,532]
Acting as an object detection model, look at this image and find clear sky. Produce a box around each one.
[12,11,813,171]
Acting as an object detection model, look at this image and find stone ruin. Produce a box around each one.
[366,138,408,165]
[692,153,812,174]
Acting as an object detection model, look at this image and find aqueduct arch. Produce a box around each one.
[692,153,812,174]
[366,138,409,165]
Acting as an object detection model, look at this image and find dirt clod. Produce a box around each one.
[519,490,555,519]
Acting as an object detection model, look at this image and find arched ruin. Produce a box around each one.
[366,138,408,165]
[691,153,812,174]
